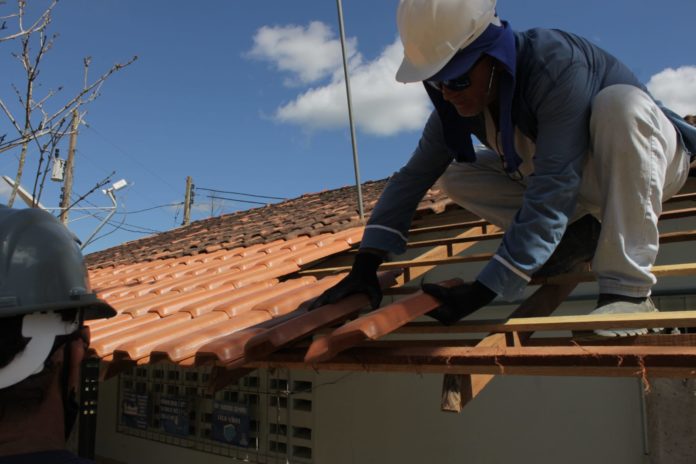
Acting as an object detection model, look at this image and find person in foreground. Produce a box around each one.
[0,207,116,463]
[311,0,696,337]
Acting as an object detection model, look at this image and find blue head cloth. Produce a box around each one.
[424,20,520,174]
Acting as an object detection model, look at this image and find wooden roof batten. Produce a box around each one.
[213,182,696,413]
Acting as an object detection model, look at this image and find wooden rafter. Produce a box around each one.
[250,343,696,379]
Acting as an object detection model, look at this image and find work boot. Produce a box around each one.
[589,296,661,337]
[533,215,601,278]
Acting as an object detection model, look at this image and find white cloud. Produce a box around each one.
[647,66,696,117]
[249,22,431,136]
[249,21,357,86]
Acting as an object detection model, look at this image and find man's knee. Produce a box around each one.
[590,84,654,133]
[436,164,460,198]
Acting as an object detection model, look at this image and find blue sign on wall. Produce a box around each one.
[121,391,149,430]
[160,396,190,437]
[211,401,251,447]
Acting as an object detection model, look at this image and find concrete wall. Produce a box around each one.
[96,366,652,464]
[646,379,696,464]
[313,372,648,464]
[95,377,245,464]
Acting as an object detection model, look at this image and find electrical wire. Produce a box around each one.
[113,202,184,215]
[205,195,268,206]
[196,186,287,201]
[205,194,268,206]
[82,123,181,196]
[70,195,164,249]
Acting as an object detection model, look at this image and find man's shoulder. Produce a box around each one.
[0,450,93,464]
[516,28,595,63]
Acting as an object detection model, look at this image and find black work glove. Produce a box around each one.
[421,280,496,325]
[308,251,384,311]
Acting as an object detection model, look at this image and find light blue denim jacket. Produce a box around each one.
[360,28,696,301]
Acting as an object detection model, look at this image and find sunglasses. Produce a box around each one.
[426,73,472,92]
[426,56,494,92]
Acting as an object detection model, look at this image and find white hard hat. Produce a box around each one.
[396,0,499,83]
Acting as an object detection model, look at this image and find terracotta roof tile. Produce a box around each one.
[86,180,451,268]
[194,313,301,366]
[114,312,229,361]
[304,279,462,363]
[83,180,459,371]
[150,311,272,364]
[178,280,279,317]
[250,274,345,317]
[242,271,400,364]
[92,312,192,358]
[210,277,318,317]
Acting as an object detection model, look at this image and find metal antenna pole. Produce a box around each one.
[336,0,365,220]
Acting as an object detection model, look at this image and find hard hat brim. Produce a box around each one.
[396,55,448,83]
[2,298,117,320]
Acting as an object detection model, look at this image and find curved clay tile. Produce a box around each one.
[91,312,192,358]
[150,311,272,364]
[210,277,317,317]
[113,311,229,361]
[85,313,132,330]
[148,282,244,317]
[227,261,300,289]
[89,313,162,352]
[304,279,462,364]
[175,280,279,317]
[243,271,399,363]
[250,274,345,317]
[291,240,351,266]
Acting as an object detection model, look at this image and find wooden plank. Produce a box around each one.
[300,229,696,279]
[409,219,488,236]
[660,206,696,221]
[246,344,696,378]
[396,310,696,334]
[406,231,504,249]
[539,262,696,286]
[656,230,696,244]
[393,226,500,285]
[441,332,505,412]
[299,253,493,277]
[665,192,696,203]
[448,271,585,411]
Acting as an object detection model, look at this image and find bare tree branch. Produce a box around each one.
[0,0,57,43]
[1,0,136,209]
[43,55,138,124]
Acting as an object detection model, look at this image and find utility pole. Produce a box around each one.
[59,108,79,224]
[183,176,192,226]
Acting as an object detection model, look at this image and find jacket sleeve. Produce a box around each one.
[477,62,594,301]
[360,110,454,254]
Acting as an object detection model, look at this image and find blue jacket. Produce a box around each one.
[360,28,696,301]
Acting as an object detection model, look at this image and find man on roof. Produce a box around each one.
[312,0,696,337]
[0,207,116,463]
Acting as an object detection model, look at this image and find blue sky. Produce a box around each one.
[1,0,695,252]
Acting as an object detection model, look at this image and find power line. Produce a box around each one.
[196,186,287,201]
[114,202,184,215]
[82,123,181,196]
[205,194,268,206]
[68,193,164,246]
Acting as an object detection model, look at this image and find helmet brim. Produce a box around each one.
[2,298,116,320]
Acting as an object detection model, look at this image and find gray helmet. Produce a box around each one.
[0,206,115,389]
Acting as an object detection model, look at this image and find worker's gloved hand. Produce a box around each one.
[421,280,496,325]
[308,251,384,311]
